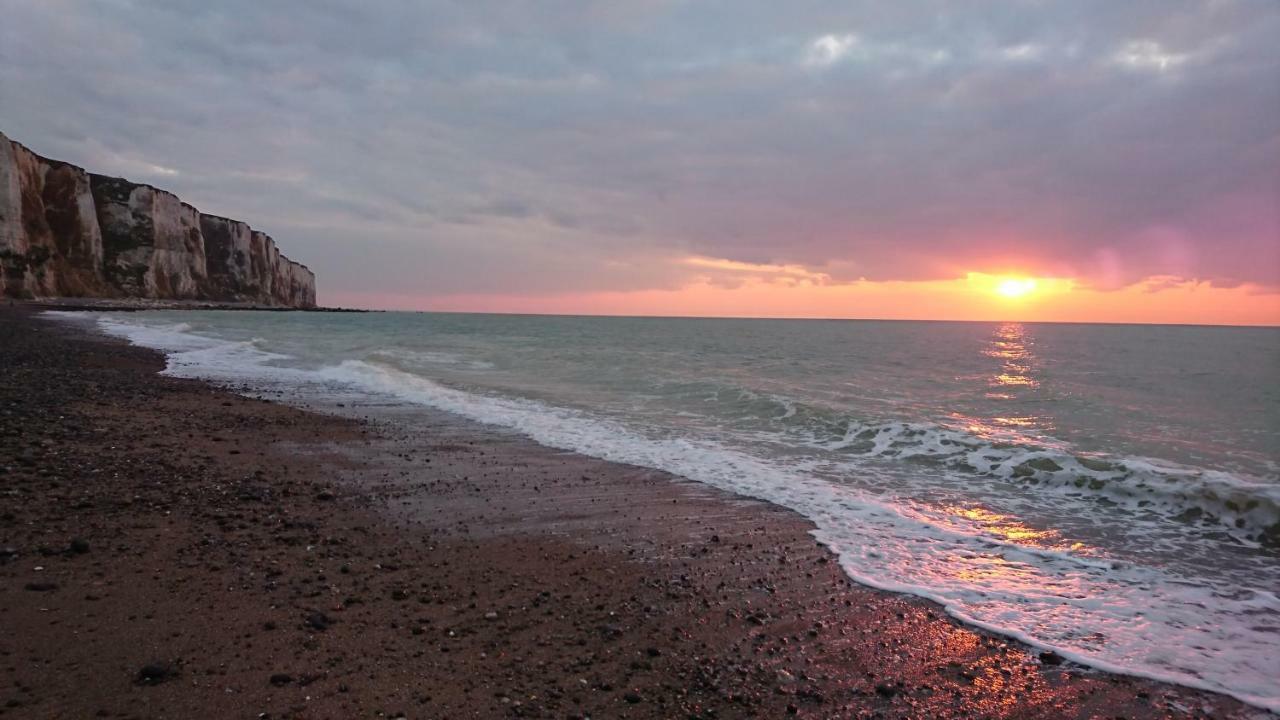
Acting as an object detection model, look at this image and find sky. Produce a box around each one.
[2,0,1278,324]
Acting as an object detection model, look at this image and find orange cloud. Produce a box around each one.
[681,255,832,287]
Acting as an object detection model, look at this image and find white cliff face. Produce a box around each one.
[200,217,317,306]
[282,260,316,308]
[0,137,26,299]
[0,137,25,257]
[93,177,208,298]
[256,231,283,299]
[0,131,316,307]
[54,164,106,274]
[201,214,255,291]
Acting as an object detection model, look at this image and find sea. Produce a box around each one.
[54,310,1280,711]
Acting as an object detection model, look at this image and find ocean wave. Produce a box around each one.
[652,375,1279,546]
[368,347,495,370]
[820,419,1280,547]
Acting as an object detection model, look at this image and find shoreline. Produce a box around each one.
[0,306,1262,718]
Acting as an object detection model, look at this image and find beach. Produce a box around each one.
[0,306,1261,719]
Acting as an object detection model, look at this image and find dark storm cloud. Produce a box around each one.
[2,0,1276,299]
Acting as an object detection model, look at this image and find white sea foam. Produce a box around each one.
[69,312,1280,712]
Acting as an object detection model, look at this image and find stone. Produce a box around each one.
[137,662,177,685]
[1039,650,1065,665]
[304,612,332,631]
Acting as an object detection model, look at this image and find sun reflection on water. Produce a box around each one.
[921,323,1100,582]
[959,322,1050,436]
[983,323,1038,393]
[942,505,1077,550]
[918,503,1099,604]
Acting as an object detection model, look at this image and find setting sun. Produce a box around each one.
[995,277,1038,298]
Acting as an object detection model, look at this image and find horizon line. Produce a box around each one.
[327,306,1280,329]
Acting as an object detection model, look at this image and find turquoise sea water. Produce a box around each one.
[65,311,1280,711]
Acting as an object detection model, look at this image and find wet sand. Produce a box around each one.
[0,306,1259,719]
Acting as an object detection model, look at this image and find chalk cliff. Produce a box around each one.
[0,132,316,307]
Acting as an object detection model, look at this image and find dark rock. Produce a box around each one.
[1039,651,1065,666]
[874,683,898,698]
[304,612,332,631]
[69,537,90,554]
[24,581,57,592]
[137,662,177,685]
[269,673,293,686]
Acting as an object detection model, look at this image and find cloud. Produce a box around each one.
[1000,43,1045,62]
[1,0,1276,305]
[683,256,833,288]
[1111,39,1190,72]
[803,34,858,67]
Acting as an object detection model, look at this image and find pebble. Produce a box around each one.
[304,612,332,631]
[137,662,177,685]
[1039,651,1065,666]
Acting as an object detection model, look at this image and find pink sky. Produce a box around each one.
[8,2,1278,325]
[332,267,1280,326]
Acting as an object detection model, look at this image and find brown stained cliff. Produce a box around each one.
[1,141,106,298]
[0,131,316,307]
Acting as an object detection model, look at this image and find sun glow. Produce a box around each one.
[995,277,1038,298]
[965,273,1073,305]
